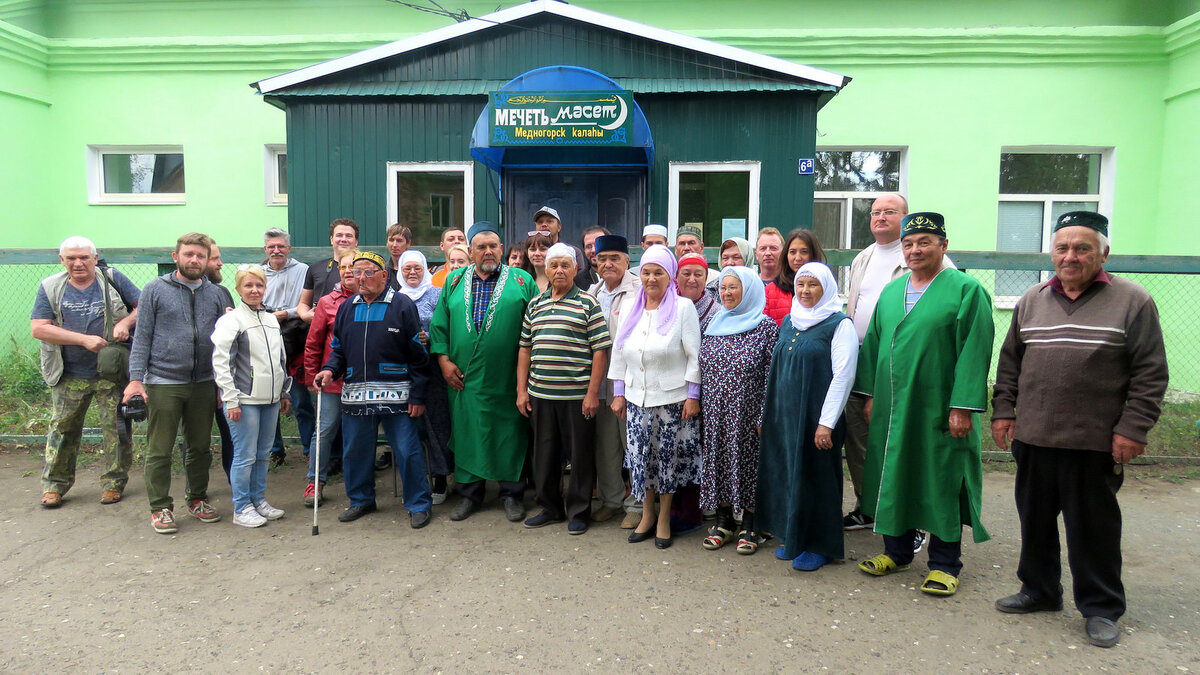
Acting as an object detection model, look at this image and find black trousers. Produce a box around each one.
[530,397,596,523]
[884,529,963,576]
[457,479,525,505]
[216,400,233,483]
[1013,440,1125,620]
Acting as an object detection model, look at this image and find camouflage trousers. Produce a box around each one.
[41,377,132,495]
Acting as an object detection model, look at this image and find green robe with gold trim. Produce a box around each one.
[430,264,537,484]
[853,268,994,544]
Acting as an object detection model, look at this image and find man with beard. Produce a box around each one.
[125,233,233,534]
[430,221,538,522]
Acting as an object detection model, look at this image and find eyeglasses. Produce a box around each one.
[339,265,354,271]
[869,209,902,218]
[527,230,551,237]
[350,269,382,278]
[265,244,289,251]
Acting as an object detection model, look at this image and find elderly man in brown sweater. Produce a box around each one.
[991,211,1168,649]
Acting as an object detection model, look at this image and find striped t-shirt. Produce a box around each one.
[519,285,613,400]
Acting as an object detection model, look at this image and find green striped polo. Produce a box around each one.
[519,285,613,400]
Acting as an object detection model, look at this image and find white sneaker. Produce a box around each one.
[234,504,267,528]
[254,500,285,520]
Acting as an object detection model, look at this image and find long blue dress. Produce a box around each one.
[756,312,848,560]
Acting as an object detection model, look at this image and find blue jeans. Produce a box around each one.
[273,380,314,455]
[229,402,280,512]
[307,391,342,484]
[342,410,431,513]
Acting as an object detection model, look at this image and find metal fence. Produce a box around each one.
[2,246,1199,396]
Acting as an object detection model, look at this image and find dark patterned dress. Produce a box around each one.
[698,316,778,511]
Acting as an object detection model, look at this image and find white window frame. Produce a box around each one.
[667,161,760,243]
[995,146,1115,308]
[813,146,908,249]
[86,144,185,205]
[385,161,473,230]
[264,144,287,206]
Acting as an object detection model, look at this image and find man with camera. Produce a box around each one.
[31,236,140,508]
[125,233,233,534]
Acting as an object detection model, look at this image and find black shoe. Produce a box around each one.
[843,509,874,530]
[337,502,377,522]
[913,530,929,555]
[1085,616,1120,648]
[269,451,286,468]
[523,511,565,528]
[995,591,1064,614]
[449,498,477,521]
[410,510,432,529]
[567,520,588,535]
[654,536,673,549]
[628,528,655,543]
[374,451,393,471]
[503,496,526,522]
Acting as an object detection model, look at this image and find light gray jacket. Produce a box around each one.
[211,303,291,409]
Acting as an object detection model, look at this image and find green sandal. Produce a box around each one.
[920,570,959,596]
[858,553,910,576]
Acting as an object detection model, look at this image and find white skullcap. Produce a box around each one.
[642,224,668,239]
[545,242,576,264]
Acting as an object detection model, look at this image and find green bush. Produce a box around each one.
[0,340,48,401]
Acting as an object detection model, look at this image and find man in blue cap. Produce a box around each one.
[991,211,1168,648]
[430,221,538,522]
[853,212,994,597]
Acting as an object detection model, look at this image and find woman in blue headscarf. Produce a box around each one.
[698,266,780,555]
[756,262,858,572]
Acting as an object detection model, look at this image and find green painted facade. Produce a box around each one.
[2,1,1199,389]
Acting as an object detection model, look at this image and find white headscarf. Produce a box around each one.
[397,250,434,301]
[788,262,841,331]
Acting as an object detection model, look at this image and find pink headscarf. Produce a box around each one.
[615,244,679,349]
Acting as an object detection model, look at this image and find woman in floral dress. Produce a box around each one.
[699,266,779,554]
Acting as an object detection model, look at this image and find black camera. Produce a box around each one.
[120,395,148,423]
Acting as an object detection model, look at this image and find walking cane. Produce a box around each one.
[312,387,321,536]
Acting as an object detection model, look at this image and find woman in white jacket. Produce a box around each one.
[212,267,291,528]
[609,245,702,550]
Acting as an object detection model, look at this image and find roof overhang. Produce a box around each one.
[251,0,848,95]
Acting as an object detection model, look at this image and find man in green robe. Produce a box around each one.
[852,212,994,597]
[430,221,538,522]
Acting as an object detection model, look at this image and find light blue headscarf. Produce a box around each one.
[704,266,767,337]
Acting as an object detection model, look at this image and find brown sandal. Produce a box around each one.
[41,492,62,508]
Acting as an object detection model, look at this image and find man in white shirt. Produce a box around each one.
[844,193,954,535]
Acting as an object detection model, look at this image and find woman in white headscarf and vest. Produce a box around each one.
[756,262,858,572]
[396,249,453,503]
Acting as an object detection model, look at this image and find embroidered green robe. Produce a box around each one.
[853,268,994,543]
[430,264,537,484]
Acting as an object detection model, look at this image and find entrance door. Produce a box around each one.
[503,170,646,246]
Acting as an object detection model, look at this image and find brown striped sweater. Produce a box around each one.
[992,273,1168,452]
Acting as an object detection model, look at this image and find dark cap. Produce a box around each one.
[1054,211,1108,237]
[594,234,629,255]
[467,221,502,243]
[900,212,946,239]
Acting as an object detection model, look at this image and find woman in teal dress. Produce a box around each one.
[756,262,858,571]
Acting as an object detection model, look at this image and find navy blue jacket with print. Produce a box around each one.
[322,287,430,414]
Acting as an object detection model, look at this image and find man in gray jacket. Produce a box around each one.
[586,235,641,527]
[125,232,233,534]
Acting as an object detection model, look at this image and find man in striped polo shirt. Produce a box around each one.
[516,243,612,535]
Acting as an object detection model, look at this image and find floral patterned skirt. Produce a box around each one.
[625,401,702,495]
